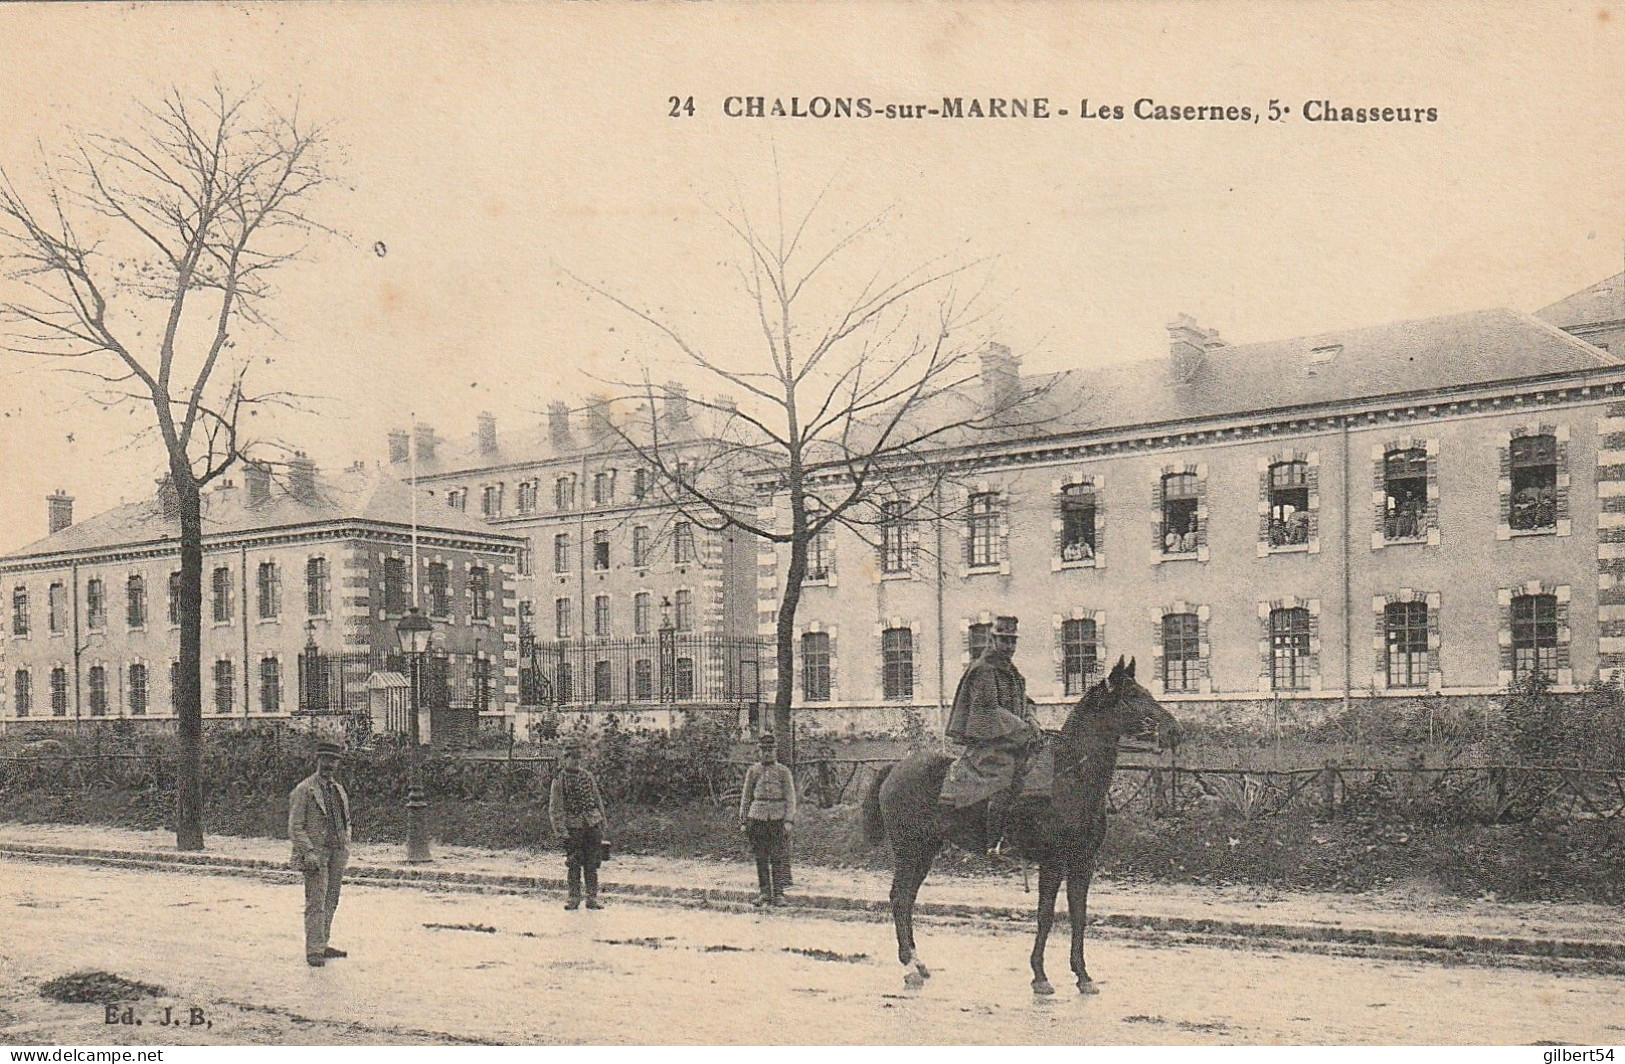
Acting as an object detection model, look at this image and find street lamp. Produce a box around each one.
[395,606,434,863]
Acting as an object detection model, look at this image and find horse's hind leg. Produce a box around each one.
[890,848,936,988]
[1029,862,1063,996]
[1066,859,1099,994]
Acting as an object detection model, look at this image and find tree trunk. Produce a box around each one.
[773,534,808,767]
[174,474,205,851]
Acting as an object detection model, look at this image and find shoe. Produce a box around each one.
[771,894,789,907]
[752,894,770,908]
[585,897,604,910]
[564,898,581,911]
[323,947,347,958]
[306,956,326,968]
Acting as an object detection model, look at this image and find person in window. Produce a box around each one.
[1180,515,1200,553]
[1062,537,1093,563]
[549,736,608,910]
[288,740,352,967]
[740,731,797,907]
[940,615,1042,854]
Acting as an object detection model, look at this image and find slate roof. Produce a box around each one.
[903,307,1622,454]
[1537,272,1625,331]
[1,463,523,564]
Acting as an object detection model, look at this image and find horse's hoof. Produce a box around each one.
[903,971,926,990]
[915,962,932,980]
[1077,979,1099,996]
[1032,979,1055,996]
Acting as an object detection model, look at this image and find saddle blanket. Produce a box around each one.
[939,742,1055,808]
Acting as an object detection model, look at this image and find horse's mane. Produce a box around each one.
[1057,673,1115,745]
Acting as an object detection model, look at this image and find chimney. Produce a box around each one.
[387,428,410,465]
[662,381,690,429]
[477,411,498,456]
[244,461,272,507]
[156,476,178,519]
[980,343,1022,419]
[548,401,573,449]
[46,491,73,534]
[587,393,613,441]
[1167,314,1209,385]
[413,422,437,463]
[288,452,318,503]
[714,394,738,419]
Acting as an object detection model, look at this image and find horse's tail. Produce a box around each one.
[860,762,897,844]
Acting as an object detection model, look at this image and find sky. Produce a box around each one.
[0,1,1622,551]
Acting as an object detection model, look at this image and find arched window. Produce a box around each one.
[1268,462,1310,546]
[1161,474,1199,554]
[1383,449,1428,541]
[1510,435,1558,532]
[1384,602,1429,688]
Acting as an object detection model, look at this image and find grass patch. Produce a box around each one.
[41,971,165,1004]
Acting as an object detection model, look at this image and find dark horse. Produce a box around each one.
[861,657,1179,996]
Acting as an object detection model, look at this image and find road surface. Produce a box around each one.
[1,859,1620,1045]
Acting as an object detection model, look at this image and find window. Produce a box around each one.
[88,665,108,716]
[882,627,914,701]
[517,481,537,513]
[1162,474,1200,554]
[594,594,611,637]
[86,578,106,630]
[1512,594,1558,681]
[556,662,574,704]
[1268,462,1311,547]
[674,521,695,565]
[518,538,534,578]
[211,567,233,623]
[806,516,832,582]
[674,589,693,632]
[593,471,614,505]
[473,658,492,711]
[382,557,408,614]
[593,530,610,571]
[1060,484,1096,562]
[802,631,831,702]
[481,483,502,517]
[966,492,1000,568]
[427,562,450,617]
[633,468,649,499]
[255,562,280,620]
[128,664,147,716]
[594,659,612,702]
[48,582,66,634]
[634,592,651,635]
[126,575,146,629]
[554,476,575,511]
[447,488,468,512]
[675,657,695,699]
[13,669,30,717]
[11,587,27,637]
[50,667,68,716]
[880,500,909,573]
[169,571,182,625]
[1385,601,1429,688]
[633,659,653,700]
[555,598,573,639]
[306,558,330,616]
[259,657,281,712]
[170,661,180,711]
[632,526,651,568]
[1269,607,1311,691]
[553,533,571,574]
[213,659,234,713]
[1383,449,1428,541]
[1062,618,1098,696]
[968,622,992,661]
[1510,435,1558,533]
[470,567,491,622]
[1162,613,1200,692]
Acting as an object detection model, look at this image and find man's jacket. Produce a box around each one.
[944,650,1032,744]
[288,772,351,866]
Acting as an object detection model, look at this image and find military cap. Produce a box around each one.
[993,616,1019,636]
[756,731,777,746]
[315,740,344,758]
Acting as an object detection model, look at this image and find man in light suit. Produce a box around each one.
[288,739,352,967]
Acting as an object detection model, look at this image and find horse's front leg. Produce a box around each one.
[1066,858,1099,994]
[1029,862,1063,996]
[892,852,936,988]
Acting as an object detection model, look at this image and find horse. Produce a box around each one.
[861,656,1180,996]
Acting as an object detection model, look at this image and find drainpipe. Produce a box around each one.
[1341,416,1353,716]
[241,542,251,718]
[71,560,82,728]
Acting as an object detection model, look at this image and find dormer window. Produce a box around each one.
[1305,344,1341,374]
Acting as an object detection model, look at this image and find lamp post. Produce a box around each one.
[396,606,434,863]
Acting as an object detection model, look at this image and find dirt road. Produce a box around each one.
[1,859,1620,1045]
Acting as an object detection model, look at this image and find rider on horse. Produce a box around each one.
[940,615,1043,853]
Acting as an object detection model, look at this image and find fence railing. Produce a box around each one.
[295,649,497,714]
[519,634,768,708]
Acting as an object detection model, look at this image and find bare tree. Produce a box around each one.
[0,85,336,850]
[574,189,1072,762]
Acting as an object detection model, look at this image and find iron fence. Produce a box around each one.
[297,649,497,713]
[520,634,768,708]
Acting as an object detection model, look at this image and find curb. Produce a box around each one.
[5,841,1623,971]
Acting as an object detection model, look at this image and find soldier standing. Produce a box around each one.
[288,739,352,967]
[549,736,608,910]
[739,731,797,907]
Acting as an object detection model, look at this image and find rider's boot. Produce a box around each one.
[984,792,1010,856]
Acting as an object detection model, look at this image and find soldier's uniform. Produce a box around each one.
[740,732,797,907]
[940,616,1041,849]
[549,737,608,910]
